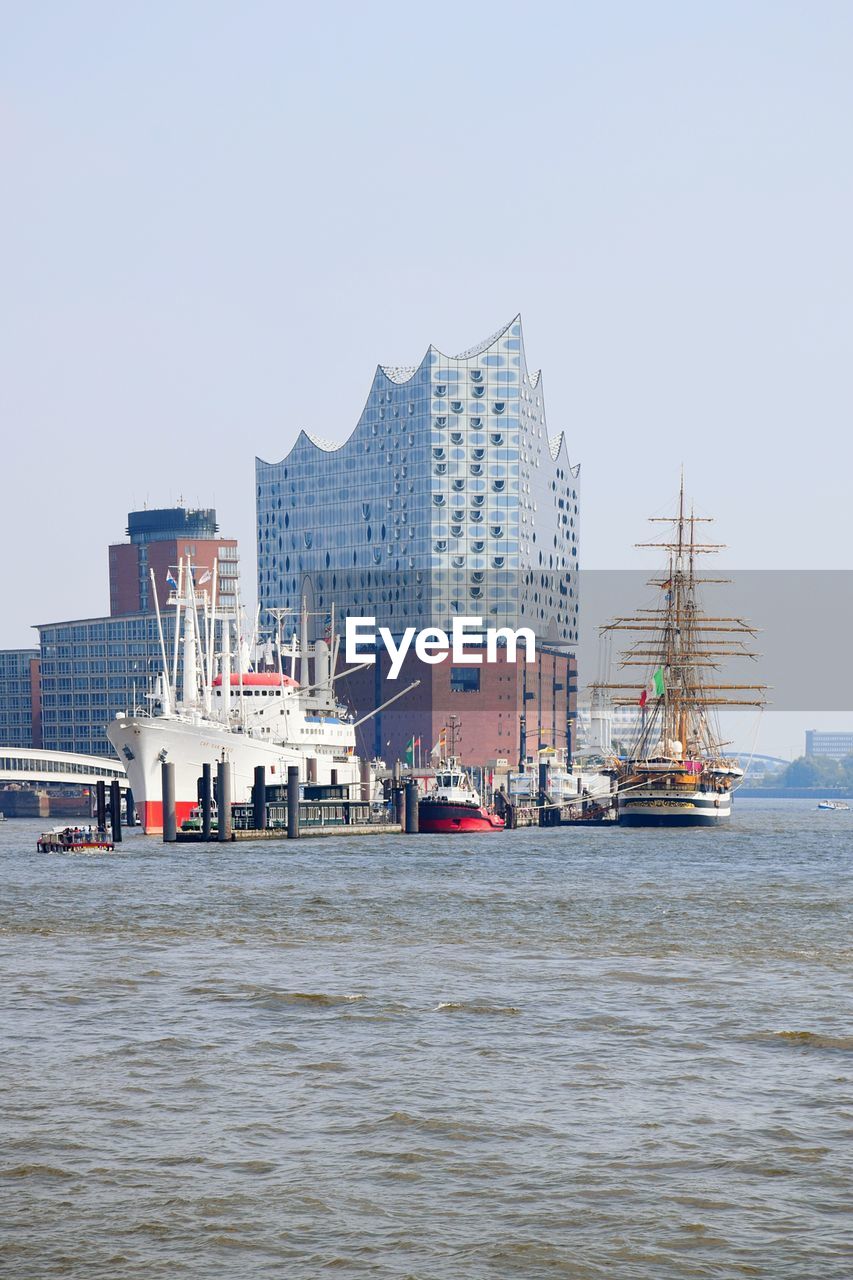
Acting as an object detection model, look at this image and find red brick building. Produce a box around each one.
[109,508,238,616]
[337,643,576,769]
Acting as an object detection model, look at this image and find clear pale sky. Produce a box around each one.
[2,2,851,755]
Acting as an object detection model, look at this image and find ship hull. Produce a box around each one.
[618,787,731,826]
[107,715,360,834]
[418,801,505,833]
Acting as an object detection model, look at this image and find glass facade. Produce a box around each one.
[38,614,182,756]
[0,649,39,747]
[126,507,219,543]
[256,317,579,644]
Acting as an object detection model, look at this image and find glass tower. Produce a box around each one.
[256,317,579,644]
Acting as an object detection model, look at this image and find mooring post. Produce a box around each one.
[253,764,267,831]
[217,760,232,841]
[110,780,122,843]
[360,757,371,803]
[405,779,419,834]
[201,763,212,840]
[287,765,300,839]
[125,788,135,828]
[162,762,177,842]
[95,780,107,831]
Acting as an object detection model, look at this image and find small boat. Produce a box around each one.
[181,802,218,831]
[817,800,850,811]
[418,761,505,833]
[37,826,115,852]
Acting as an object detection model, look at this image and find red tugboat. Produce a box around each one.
[418,761,505,834]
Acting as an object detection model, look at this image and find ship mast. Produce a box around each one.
[599,476,766,762]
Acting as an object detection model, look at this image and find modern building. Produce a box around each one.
[0,648,41,747]
[256,317,580,764]
[36,612,183,756]
[109,507,238,616]
[805,730,853,760]
[37,506,240,756]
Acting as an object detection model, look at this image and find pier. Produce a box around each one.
[161,759,617,843]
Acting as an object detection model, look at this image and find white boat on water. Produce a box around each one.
[107,559,413,833]
[817,800,850,811]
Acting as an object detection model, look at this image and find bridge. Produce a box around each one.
[732,753,790,772]
[0,747,127,788]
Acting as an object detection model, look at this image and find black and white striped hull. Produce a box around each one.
[618,787,732,826]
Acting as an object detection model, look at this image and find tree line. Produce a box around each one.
[766,754,853,789]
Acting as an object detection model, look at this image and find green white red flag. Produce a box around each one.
[639,666,666,708]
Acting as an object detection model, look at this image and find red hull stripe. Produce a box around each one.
[140,799,197,835]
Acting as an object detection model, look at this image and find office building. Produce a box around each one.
[0,648,41,747]
[109,507,238,615]
[805,729,853,760]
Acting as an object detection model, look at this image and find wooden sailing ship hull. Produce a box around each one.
[618,785,731,826]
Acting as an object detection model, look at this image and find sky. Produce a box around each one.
[2,1,851,757]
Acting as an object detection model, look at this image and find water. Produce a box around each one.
[1,801,851,1278]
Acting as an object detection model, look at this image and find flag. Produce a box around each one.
[404,735,421,766]
[166,570,178,591]
[639,666,666,707]
[198,569,212,585]
[431,729,447,759]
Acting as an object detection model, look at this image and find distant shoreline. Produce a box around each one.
[739,787,853,800]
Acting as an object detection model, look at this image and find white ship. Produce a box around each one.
[107,561,413,833]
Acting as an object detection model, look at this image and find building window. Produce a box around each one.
[450,667,481,693]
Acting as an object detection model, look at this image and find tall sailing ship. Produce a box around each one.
[599,478,766,826]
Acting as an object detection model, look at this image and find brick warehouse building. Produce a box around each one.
[336,643,574,769]
[256,317,579,766]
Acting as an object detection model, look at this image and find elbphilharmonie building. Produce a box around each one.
[256,317,580,764]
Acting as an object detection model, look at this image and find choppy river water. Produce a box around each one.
[1,800,851,1278]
